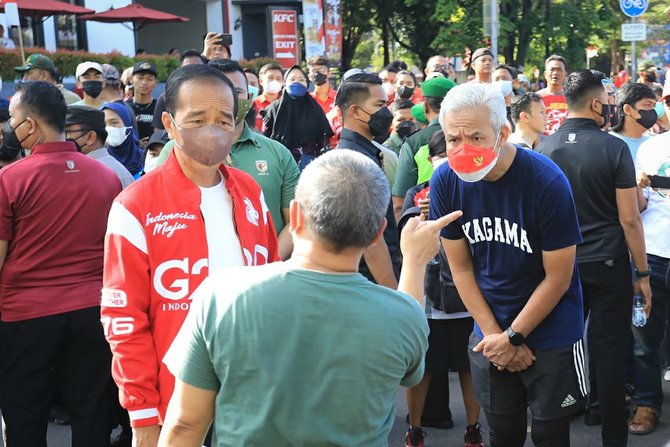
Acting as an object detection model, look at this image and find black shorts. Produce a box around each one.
[425,318,473,374]
[468,332,588,420]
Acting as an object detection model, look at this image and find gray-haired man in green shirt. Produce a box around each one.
[159,149,461,447]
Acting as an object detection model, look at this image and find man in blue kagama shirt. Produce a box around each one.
[429,83,586,447]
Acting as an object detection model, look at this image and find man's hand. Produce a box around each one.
[505,344,536,373]
[132,425,161,447]
[203,32,221,60]
[635,277,652,317]
[473,333,516,368]
[637,171,651,188]
[400,211,462,265]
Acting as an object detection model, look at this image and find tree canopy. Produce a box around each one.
[341,0,670,74]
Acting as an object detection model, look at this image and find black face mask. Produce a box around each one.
[644,72,657,83]
[595,101,611,128]
[358,106,394,138]
[635,108,658,129]
[7,119,32,150]
[82,80,103,98]
[66,138,83,152]
[396,120,416,139]
[397,86,414,99]
[310,72,328,86]
[0,126,22,161]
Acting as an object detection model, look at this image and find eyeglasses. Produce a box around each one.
[65,129,91,138]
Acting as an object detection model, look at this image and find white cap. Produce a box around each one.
[76,61,103,79]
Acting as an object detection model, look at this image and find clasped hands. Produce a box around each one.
[473,332,536,373]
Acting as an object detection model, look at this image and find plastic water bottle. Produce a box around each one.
[632,295,647,327]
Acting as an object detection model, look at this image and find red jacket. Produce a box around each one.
[101,152,279,427]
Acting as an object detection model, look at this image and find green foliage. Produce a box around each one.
[342,0,669,75]
[238,57,281,74]
[0,47,178,81]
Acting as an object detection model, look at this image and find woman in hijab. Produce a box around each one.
[263,65,333,170]
[102,102,144,179]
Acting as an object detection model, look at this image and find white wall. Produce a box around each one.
[42,17,56,51]
[229,1,244,60]
[84,0,135,56]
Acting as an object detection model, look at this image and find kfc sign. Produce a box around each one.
[271,9,300,68]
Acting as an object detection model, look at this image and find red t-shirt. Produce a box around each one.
[0,142,122,322]
[541,93,568,135]
[254,93,280,133]
[311,87,337,115]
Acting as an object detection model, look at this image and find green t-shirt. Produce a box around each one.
[413,144,434,185]
[165,263,428,447]
[382,133,404,156]
[392,118,441,198]
[155,124,300,233]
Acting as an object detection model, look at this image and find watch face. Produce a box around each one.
[507,327,524,346]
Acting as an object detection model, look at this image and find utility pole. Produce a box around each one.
[491,0,498,59]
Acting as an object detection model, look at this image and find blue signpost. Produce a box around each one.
[620,0,649,76]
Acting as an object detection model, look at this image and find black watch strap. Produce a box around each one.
[634,268,651,278]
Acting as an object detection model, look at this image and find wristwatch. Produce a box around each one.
[506,326,525,347]
[634,268,651,278]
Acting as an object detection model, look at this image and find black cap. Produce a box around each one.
[471,48,494,64]
[65,105,107,142]
[146,130,169,150]
[133,61,157,76]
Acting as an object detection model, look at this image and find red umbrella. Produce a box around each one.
[78,3,189,31]
[0,0,94,17]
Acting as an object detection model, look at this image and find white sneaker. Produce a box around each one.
[664,368,670,382]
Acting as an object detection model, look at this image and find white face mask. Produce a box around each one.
[455,153,499,182]
[493,80,513,97]
[144,155,159,173]
[382,82,395,97]
[265,80,283,94]
[105,126,130,147]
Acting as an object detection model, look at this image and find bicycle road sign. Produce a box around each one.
[620,0,648,18]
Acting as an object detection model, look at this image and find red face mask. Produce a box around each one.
[447,134,501,182]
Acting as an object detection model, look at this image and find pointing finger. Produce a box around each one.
[426,211,463,231]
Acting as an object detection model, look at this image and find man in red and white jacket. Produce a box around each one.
[101,64,279,446]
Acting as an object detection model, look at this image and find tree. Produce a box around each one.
[341,0,375,69]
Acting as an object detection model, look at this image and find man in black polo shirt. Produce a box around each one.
[335,73,400,289]
[537,69,651,447]
[392,77,455,222]
[125,61,158,144]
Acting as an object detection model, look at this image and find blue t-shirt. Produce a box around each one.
[429,146,584,349]
[610,131,649,162]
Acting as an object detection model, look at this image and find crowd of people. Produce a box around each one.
[0,33,667,447]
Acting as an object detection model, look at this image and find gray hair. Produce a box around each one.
[296,149,390,252]
[439,83,507,135]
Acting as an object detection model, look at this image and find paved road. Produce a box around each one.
[388,375,670,446]
[3,376,669,446]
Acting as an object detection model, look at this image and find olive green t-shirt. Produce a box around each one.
[165,262,428,447]
[155,124,300,233]
[392,118,442,198]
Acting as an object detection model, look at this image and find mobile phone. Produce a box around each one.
[217,34,232,46]
[648,175,670,189]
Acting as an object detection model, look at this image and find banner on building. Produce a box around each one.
[302,0,325,61]
[324,0,342,64]
[270,9,300,69]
